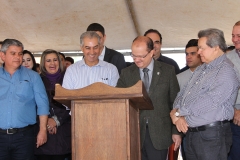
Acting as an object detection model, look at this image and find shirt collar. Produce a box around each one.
[80,59,106,67]
[157,53,162,61]
[99,46,106,60]
[0,64,22,75]
[205,54,226,69]
[141,58,154,72]
[235,49,240,57]
[0,65,4,74]
[101,46,106,55]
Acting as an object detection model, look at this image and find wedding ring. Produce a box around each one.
[47,125,50,129]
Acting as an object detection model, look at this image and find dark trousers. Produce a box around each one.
[35,155,66,160]
[185,122,232,160]
[180,135,186,160]
[0,127,35,160]
[141,127,168,160]
[228,122,240,160]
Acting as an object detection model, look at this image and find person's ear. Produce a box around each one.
[0,52,5,62]
[149,50,154,57]
[103,34,106,43]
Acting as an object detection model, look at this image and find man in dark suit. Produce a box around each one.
[116,36,181,160]
[144,29,180,74]
[87,23,126,74]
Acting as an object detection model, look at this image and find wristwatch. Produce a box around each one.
[175,109,180,117]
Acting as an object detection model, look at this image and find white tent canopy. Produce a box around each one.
[0,0,239,53]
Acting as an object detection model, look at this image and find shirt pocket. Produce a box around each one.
[96,78,109,85]
[16,80,34,100]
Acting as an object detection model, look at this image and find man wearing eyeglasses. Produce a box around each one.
[171,28,239,160]
[144,29,180,74]
[117,36,181,160]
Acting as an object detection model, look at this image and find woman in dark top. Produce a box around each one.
[35,49,71,160]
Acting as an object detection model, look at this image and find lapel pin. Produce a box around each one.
[157,72,160,75]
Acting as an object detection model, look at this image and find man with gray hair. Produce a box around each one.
[0,39,49,159]
[62,31,119,89]
[86,23,126,74]
[170,28,240,160]
[0,41,3,67]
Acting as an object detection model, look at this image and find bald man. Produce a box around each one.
[117,36,181,160]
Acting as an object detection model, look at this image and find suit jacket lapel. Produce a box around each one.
[129,64,141,84]
[149,61,162,96]
[103,47,110,62]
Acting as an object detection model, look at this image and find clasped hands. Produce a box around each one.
[47,118,57,134]
[170,108,188,133]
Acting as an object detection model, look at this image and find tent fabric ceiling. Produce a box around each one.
[0,0,239,53]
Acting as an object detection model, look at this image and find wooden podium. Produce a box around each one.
[54,81,153,160]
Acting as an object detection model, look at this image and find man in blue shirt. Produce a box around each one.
[0,41,3,67]
[0,39,49,160]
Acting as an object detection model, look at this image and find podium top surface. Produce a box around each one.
[54,80,153,110]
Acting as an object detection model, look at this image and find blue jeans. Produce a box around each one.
[185,122,232,160]
[228,122,240,160]
[0,127,35,160]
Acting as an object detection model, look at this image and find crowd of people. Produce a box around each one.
[0,21,240,160]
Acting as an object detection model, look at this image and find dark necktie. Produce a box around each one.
[143,68,149,92]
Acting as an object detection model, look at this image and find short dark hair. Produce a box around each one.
[144,29,162,44]
[0,41,3,50]
[227,46,235,51]
[65,57,74,64]
[87,23,105,36]
[23,50,37,71]
[186,39,198,49]
[58,52,66,60]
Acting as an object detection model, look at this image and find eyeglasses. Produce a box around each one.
[130,51,150,59]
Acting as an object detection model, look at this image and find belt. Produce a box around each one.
[0,125,33,134]
[188,120,229,132]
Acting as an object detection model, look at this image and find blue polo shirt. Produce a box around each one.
[0,66,49,129]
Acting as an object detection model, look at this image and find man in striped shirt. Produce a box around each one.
[170,28,240,160]
[62,31,119,89]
